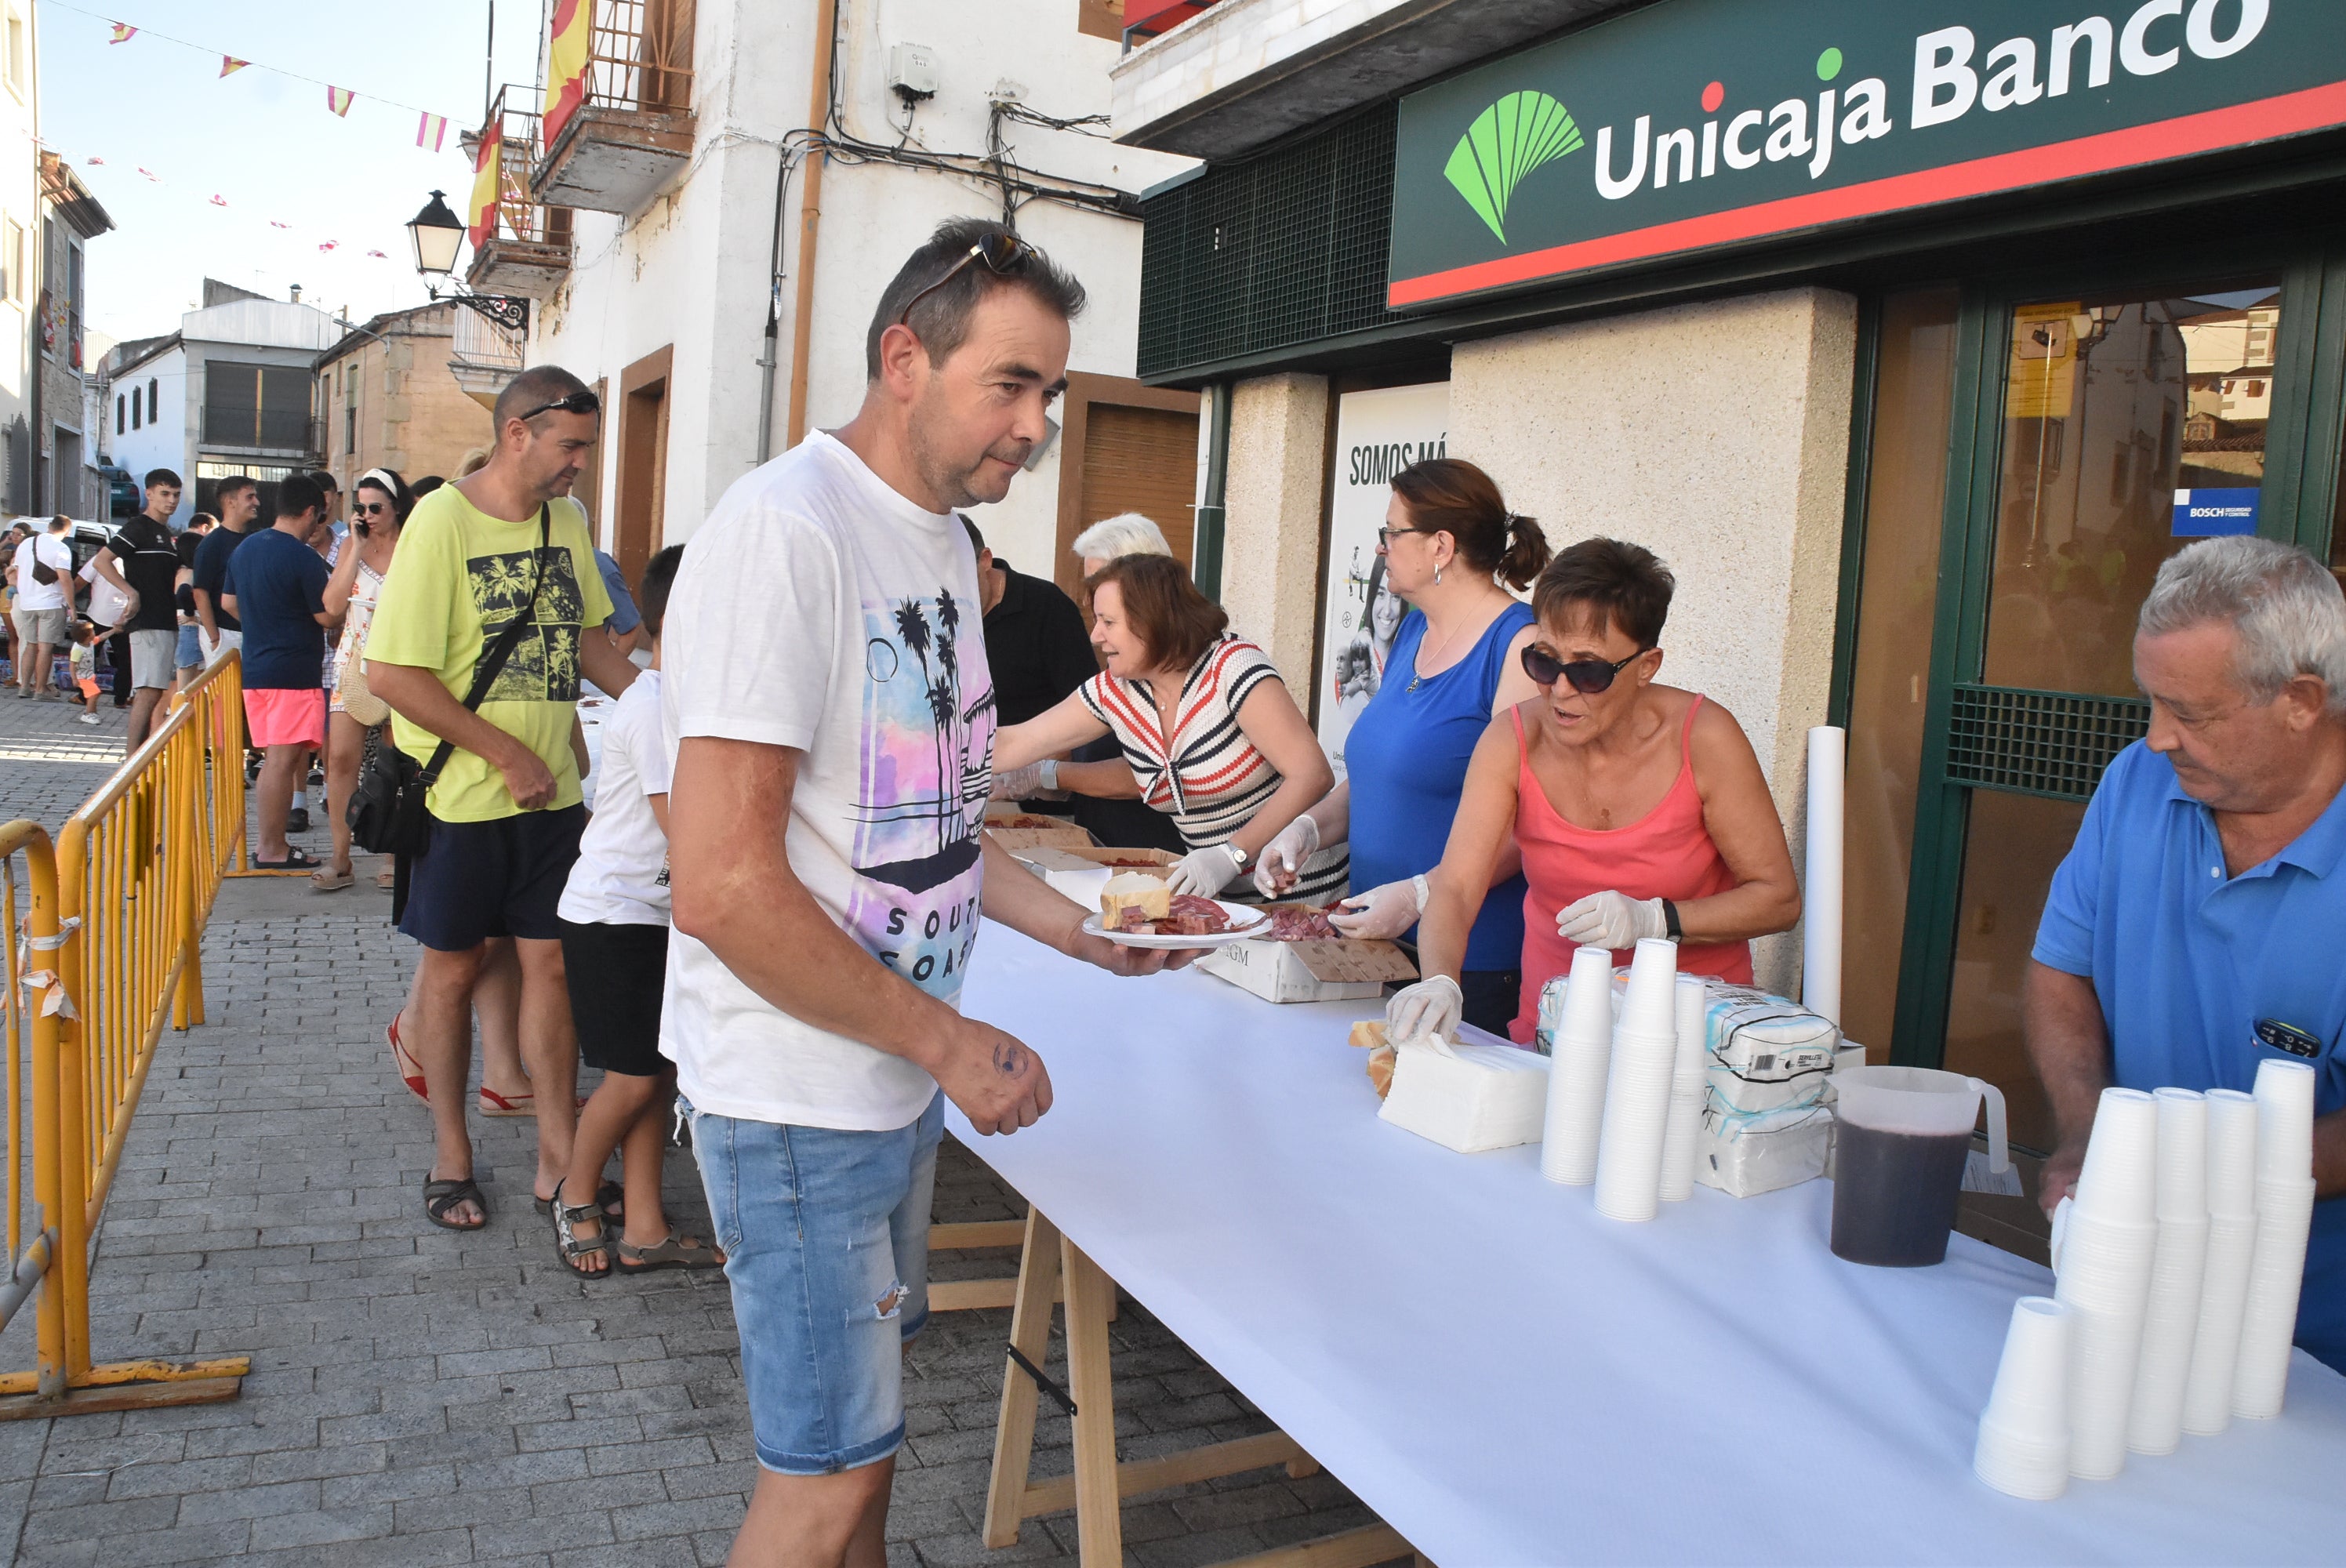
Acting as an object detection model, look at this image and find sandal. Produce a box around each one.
[478,1085,535,1117]
[536,1180,623,1220]
[551,1181,611,1278]
[423,1177,488,1232]
[310,866,354,891]
[613,1232,726,1274]
[386,1014,427,1105]
[253,848,323,870]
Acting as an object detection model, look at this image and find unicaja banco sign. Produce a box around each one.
[1390,0,2344,307]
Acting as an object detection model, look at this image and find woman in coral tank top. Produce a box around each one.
[1389,538,1803,1046]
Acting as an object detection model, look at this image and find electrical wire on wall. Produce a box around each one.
[813,2,1142,227]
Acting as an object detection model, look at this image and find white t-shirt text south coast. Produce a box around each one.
[659,431,996,1131]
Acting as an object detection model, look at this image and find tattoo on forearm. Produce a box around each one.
[994,1040,1026,1077]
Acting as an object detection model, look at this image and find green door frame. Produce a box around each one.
[1883,241,2346,1080]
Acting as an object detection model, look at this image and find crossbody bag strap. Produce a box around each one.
[416,503,552,789]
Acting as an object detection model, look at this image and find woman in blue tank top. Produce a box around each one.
[1255,459,1550,1034]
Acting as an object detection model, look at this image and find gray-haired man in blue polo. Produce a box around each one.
[2028,535,2346,1373]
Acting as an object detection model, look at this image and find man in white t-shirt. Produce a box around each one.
[10,516,74,699]
[663,219,1200,1563]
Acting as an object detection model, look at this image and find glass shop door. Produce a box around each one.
[1885,265,2333,1162]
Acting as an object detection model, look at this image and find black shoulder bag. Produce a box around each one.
[347,503,550,858]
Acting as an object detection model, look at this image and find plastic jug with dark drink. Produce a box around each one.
[1829,1066,2010,1267]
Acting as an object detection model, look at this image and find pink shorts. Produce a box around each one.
[242,688,326,750]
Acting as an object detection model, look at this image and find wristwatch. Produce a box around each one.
[1037,758,1059,791]
[1228,844,1251,869]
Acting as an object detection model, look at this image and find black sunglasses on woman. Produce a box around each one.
[1520,644,1646,695]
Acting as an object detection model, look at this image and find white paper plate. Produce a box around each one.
[1080,900,1269,949]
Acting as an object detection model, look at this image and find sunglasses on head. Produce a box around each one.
[895,232,1040,327]
[1520,644,1647,695]
[515,387,601,423]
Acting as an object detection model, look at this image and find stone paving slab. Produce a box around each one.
[0,695,1400,1566]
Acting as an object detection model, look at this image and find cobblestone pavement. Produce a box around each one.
[0,694,1391,1566]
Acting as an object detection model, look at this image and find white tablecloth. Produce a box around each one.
[953,927,2346,1566]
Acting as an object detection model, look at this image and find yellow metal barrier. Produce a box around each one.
[0,655,252,1417]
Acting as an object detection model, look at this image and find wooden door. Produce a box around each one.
[1053,372,1202,602]
[615,349,670,596]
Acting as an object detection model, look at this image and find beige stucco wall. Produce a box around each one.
[1220,372,1330,706]
[1449,287,1858,996]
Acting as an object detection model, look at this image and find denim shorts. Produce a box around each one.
[685,1090,943,1475]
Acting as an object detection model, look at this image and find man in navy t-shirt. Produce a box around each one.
[223,475,334,870]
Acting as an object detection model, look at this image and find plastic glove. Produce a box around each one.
[1166,842,1244,898]
[990,763,1044,800]
[1556,890,1668,950]
[1385,975,1462,1056]
[1251,814,1320,898]
[1329,874,1424,939]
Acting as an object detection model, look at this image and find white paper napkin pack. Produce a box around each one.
[1381,1037,1552,1154]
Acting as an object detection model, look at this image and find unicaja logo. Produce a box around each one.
[1446,0,2271,242]
[1444,90,1584,243]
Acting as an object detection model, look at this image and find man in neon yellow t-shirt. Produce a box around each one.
[365,365,638,1233]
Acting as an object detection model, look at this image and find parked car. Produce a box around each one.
[96,465,140,518]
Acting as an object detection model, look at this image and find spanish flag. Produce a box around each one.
[467,122,503,250]
[107,23,136,44]
[543,0,592,147]
[326,85,355,117]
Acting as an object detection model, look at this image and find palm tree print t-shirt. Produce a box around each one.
[659,430,998,1132]
[364,489,613,822]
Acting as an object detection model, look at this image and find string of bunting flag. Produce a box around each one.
[67,2,466,152]
[66,145,395,260]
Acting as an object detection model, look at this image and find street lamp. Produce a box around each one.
[405,189,528,333]
[405,190,465,279]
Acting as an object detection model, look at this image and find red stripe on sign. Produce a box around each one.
[1389,81,2346,308]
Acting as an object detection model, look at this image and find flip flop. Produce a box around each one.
[386,1014,427,1105]
[310,867,354,891]
[613,1232,726,1274]
[478,1085,535,1116]
[253,848,323,870]
[423,1177,488,1232]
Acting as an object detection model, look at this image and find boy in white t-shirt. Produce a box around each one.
[549,546,717,1277]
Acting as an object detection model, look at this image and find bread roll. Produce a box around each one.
[1347,1019,1388,1050]
[1366,1044,1397,1100]
[1099,871,1170,926]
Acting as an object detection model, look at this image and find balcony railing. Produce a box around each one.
[533,0,697,216]
[466,85,575,299]
[582,0,695,117]
[448,304,527,411]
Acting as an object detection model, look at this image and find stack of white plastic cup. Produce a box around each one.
[2126,1088,2208,1455]
[1594,939,1680,1221]
[1974,1296,2075,1500]
[2181,1089,2259,1436]
[2055,1087,2159,1479]
[2234,1059,2318,1420]
[1539,946,1614,1186]
[1658,974,1709,1203]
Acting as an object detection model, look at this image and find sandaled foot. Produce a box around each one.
[423,1176,488,1231]
[535,1179,623,1221]
[613,1232,725,1274]
[552,1181,611,1278]
[478,1084,535,1116]
[386,1014,427,1104]
[310,866,354,891]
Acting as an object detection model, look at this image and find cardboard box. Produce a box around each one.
[1011,845,1176,906]
[983,820,1099,852]
[1198,921,1418,1004]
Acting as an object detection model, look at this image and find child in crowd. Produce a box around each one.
[68,619,102,724]
[548,546,719,1277]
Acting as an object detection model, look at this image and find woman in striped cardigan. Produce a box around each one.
[993,553,1348,904]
